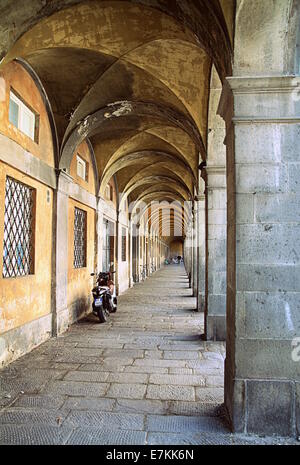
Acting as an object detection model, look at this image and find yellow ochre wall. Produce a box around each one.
[67,198,95,312]
[0,60,54,336]
[0,61,55,168]
[0,163,53,334]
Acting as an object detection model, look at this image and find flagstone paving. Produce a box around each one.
[0,266,298,445]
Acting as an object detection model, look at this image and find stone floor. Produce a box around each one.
[0,265,298,445]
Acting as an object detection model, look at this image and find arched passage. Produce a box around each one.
[0,0,299,443]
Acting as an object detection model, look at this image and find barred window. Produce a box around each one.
[3,176,35,278]
[74,207,87,269]
[121,227,126,262]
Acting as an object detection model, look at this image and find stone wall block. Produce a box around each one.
[243,291,300,339]
[246,380,294,437]
[254,193,300,223]
[236,339,300,380]
[237,264,300,292]
[237,224,300,265]
[236,163,288,194]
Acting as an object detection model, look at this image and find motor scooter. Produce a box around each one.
[91,269,117,323]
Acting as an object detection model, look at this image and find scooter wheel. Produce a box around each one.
[108,298,117,313]
[97,306,109,323]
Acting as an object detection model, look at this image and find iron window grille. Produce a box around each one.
[3,176,35,278]
[74,207,87,269]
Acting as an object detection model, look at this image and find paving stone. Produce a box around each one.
[101,357,134,366]
[113,399,168,415]
[147,432,232,445]
[13,395,65,410]
[144,350,163,359]
[205,376,224,387]
[52,355,100,364]
[0,425,73,445]
[168,401,223,417]
[195,387,224,403]
[163,351,199,360]
[134,359,187,368]
[107,373,148,384]
[193,367,223,376]
[187,360,223,370]
[78,363,125,373]
[54,347,104,357]
[50,363,81,371]
[124,366,168,374]
[124,343,158,350]
[0,408,69,427]
[66,428,147,445]
[146,385,195,402]
[77,341,124,349]
[146,414,227,434]
[43,381,109,397]
[202,352,224,361]
[103,349,144,359]
[106,383,147,399]
[149,374,205,387]
[64,411,144,430]
[62,397,115,411]
[169,368,193,374]
[64,371,110,383]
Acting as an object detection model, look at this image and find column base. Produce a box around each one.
[56,297,91,335]
[225,374,298,438]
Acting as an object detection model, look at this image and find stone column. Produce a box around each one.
[192,201,198,299]
[115,210,120,296]
[96,198,104,272]
[196,194,206,313]
[128,217,133,288]
[220,75,300,437]
[206,166,227,340]
[136,224,140,282]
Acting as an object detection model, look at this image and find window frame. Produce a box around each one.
[73,206,87,269]
[9,89,39,143]
[2,176,36,278]
[76,154,89,182]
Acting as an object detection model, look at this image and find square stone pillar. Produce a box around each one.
[206,166,227,341]
[196,195,206,313]
[96,199,104,272]
[220,76,300,437]
[192,203,198,299]
[53,171,72,336]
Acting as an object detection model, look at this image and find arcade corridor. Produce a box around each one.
[0,0,300,442]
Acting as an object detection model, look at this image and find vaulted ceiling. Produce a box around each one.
[0,0,234,242]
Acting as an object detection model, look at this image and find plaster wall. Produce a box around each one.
[0,61,54,167]
[67,197,95,321]
[0,162,53,366]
